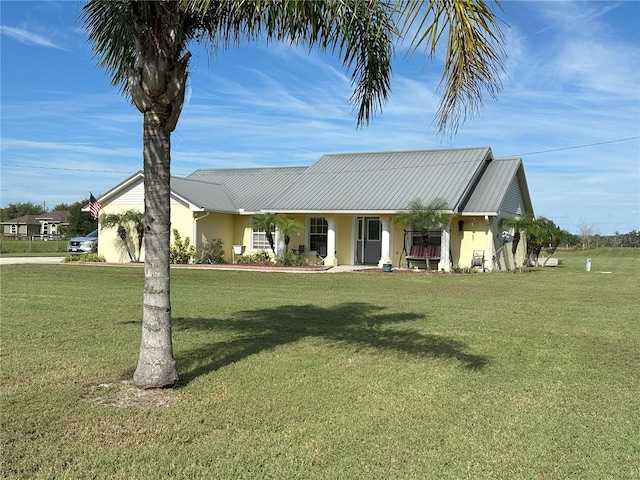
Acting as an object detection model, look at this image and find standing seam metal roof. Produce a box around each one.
[170,177,237,213]
[461,158,534,215]
[186,167,307,212]
[264,148,492,211]
[135,148,530,216]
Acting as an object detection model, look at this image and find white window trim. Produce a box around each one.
[250,228,277,251]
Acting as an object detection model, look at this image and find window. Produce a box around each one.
[411,227,441,246]
[10,225,17,234]
[309,217,328,251]
[251,228,275,250]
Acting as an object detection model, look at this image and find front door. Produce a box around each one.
[356,217,381,264]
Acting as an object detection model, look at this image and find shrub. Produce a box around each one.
[64,253,106,263]
[195,238,227,264]
[169,229,195,264]
[274,251,311,267]
[450,265,477,274]
[236,250,271,265]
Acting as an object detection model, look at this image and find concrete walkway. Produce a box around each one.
[0,256,66,265]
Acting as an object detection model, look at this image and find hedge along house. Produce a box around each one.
[94,147,534,271]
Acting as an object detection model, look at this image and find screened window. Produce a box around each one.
[309,217,328,252]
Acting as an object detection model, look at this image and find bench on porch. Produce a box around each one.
[406,245,441,269]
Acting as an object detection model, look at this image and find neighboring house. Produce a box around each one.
[1,211,70,238]
[95,147,534,271]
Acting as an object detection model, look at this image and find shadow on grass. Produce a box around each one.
[173,302,487,386]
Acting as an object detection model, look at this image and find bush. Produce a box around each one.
[236,250,271,265]
[275,251,311,267]
[450,265,477,274]
[195,238,227,264]
[169,229,195,264]
[64,253,106,263]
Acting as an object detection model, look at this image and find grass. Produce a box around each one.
[0,238,68,255]
[1,248,639,479]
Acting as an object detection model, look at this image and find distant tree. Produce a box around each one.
[275,215,304,253]
[65,198,97,235]
[623,230,640,247]
[577,218,595,250]
[52,202,71,211]
[0,202,44,222]
[395,199,451,270]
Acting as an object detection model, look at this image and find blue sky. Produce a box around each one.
[1,1,638,236]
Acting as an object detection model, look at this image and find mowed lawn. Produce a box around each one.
[1,249,639,479]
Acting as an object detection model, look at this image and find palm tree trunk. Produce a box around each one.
[117,225,135,262]
[421,229,431,271]
[511,232,521,269]
[133,109,178,389]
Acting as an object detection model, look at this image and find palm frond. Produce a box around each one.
[398,0,506,134]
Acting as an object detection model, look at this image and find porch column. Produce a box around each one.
[378,217,392,267]
[325,219,337,266]
[439,222,451,272]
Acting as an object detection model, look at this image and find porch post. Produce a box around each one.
[378,217,392,267]
[326,219,337,266]
[440,221,451,272]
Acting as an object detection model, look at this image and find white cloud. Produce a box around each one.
[0,25,62,49]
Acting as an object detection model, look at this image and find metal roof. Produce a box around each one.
[462,158,534,216]
[170,177,237,213]
[264,147,493,212]
[100,148,533,217]
[187,167,306,212]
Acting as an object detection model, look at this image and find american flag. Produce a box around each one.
[89,193,101,219]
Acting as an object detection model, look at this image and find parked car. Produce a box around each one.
[67,229,98,254]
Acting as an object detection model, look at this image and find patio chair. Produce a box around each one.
[316,245,327,265]
[291,245,305,255]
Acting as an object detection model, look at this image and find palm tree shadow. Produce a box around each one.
[173,302,487,386]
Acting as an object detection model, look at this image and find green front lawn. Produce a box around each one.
[1,249,639,479]
[0,237,68,255]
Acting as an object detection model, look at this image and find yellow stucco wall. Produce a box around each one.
[286,215,307,254]
[452,216,488,269]
[99,202,199,263]
[193,212,236,262]
[98,204,144,263]
[99,206,529,271]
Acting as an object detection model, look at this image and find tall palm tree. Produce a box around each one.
[82,0,505,388]
[394,199,451,269]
